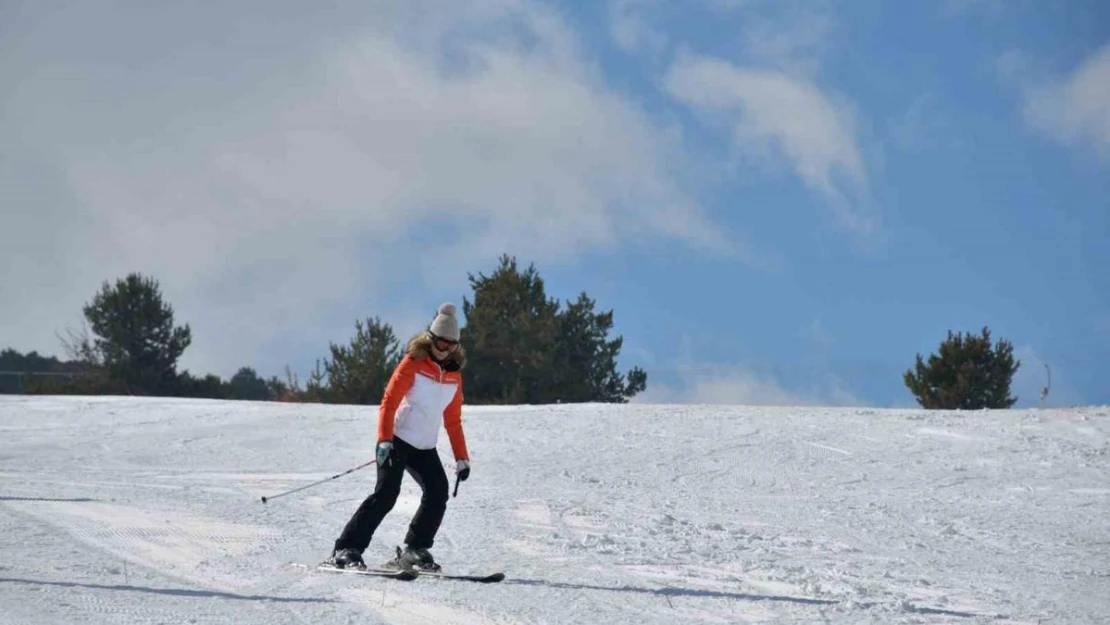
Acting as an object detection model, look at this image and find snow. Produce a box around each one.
[1,396,1108,624]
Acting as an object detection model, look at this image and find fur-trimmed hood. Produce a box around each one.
[406,331,466,370]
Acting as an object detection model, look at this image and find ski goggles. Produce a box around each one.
[430,333,459,352]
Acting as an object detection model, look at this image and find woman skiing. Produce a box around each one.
[327,302,471,572]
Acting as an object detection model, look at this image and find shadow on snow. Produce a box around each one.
[0,496,98,503]
[502,578,1010,619]
[504,577,835,606]
[0,577,332,604]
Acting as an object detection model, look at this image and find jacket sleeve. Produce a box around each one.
[443,381,468,461]
[378,356,416,443]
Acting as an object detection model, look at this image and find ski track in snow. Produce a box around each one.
[1,397,1108,624]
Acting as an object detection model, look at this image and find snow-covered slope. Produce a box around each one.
[1,396,1107,624]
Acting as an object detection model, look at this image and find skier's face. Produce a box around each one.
[431,334,458,358]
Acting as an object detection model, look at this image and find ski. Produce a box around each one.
[307,562,503,583]
[294,551,503,583]
[315,562,418,581]
[411,569,505,583]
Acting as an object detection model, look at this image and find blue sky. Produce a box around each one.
[2,0,1107,408]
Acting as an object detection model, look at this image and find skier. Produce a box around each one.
[326,302,471,572]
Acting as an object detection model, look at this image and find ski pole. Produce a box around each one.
[260,459,376,504]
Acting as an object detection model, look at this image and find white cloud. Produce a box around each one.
[662,51,877,237]
[609,0,667,55]
[886,92,967,153]
[738,5,835,77]
[634,325,865,407]
[604,1,878,242]
[636,364,864,407]
[646,367,806,406]
[799,318,834,350]
[0,0,740,378]
[1022,43,1110,163]
[611,0,835,76]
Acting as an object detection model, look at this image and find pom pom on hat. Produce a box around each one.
[429,302,460,341]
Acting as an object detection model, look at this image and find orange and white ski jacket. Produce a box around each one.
[377,353,468,461]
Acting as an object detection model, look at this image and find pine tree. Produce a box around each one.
[323,317,402,404]
[903,326,1020,409]
[460,255,646,404]
[552,292,646,403]
[228,366,271,400]
[461,255,560,404]
[82,273,192,395]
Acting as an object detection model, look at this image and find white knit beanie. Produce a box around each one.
[429,302,460,341]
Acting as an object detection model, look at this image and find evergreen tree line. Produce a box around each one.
[1,255,647,405]
[3,254,1026,410]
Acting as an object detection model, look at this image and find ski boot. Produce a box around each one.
[325,547,366,570]
[391,545,441,572]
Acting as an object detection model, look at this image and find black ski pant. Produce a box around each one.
[334,436,449,554]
